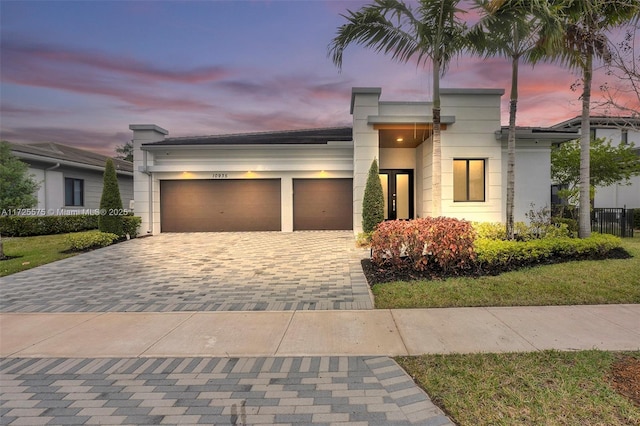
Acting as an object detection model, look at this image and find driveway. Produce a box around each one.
[0,231,373,313]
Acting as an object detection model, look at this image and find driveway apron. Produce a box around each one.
[0,231,373,313]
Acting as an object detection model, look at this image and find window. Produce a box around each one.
[453,159,485,202]
[621,130,628,145]
[65,178,84,206]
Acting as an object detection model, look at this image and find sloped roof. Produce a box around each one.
[8,142,133,173]
[143,127,353,147]
[552,116,640,129]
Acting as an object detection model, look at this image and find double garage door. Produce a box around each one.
[160,178,352,232]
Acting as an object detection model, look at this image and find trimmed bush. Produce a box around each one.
[122,215,142,237]
[0,214,98,237]
[473,221,570,241]
[66,230,119,251]
[362,159,385,233]
[98,158,124,236]
[475,233,622,274]
[371,217,476,273]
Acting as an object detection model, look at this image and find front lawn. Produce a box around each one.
[397,350,640,426]
[372,235,640,308]
[0,233,80,276]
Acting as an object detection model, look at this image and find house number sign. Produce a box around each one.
[212,173,228,179]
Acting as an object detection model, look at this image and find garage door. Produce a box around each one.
[293,178,353,230]
[160,179,281,232]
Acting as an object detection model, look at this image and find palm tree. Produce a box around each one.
[468,0,565,239]
[328,0,467,217]
[548,0,639,238]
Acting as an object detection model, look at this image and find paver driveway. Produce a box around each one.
[0,232,373,313]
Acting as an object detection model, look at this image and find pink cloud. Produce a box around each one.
[0,40,227,111]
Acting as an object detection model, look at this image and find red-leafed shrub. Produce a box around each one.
[370,217,476,274]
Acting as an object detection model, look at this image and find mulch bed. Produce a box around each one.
[361,248,632,286]
[608,355,640,407]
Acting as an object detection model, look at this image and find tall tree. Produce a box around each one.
[115,141,133,162]
[551,136,640,207]
[0,141,40,260]
[362,159,385,233]
[99,158,124,236]
[328,0,467,217]
[547,0,639,237]
[468,0,564,239]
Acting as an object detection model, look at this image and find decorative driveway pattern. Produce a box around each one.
[0,356,452,426]
[0,232,373,313]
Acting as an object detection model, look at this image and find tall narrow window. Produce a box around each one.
[65,178,84,206]
[621,130,628,145]
[453,159,485,202]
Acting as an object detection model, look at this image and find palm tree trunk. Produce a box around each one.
[506,55,519,240]
[432,57,442,217]
[578,53,593,238]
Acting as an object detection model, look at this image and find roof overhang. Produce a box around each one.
[495,127,579,143]
[12,151,133,176]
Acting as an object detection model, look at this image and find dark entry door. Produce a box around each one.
[379,170,414,220]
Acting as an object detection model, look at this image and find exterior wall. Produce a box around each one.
[131,125,168,235]
[131,124,353,234]
[24,164,132,214]
[502,141,554,223]
[351,88,381,234]
[593,127,640,209]
[439,89,504,222]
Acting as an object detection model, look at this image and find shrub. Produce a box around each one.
[66,230,119,251]
[122,215,142,237]
[98,158,124,236]
[362,159,385,233]
[0,214,99,237]
[472,219,570,242]
[475,233,622,274]
[371,217,476,273]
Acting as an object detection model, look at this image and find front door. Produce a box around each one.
[379,169,414,220]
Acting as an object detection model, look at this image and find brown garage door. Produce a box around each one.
[293,178,353,230]
[160,179,281,232]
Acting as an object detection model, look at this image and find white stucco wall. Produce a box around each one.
[131,124,354,235]
[351,88,381,234]
[502,141,554,223]
[439,89,504,223]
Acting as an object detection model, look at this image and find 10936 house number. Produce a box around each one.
[212,173,228,179]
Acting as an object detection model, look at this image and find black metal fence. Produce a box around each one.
[592,208,635,238]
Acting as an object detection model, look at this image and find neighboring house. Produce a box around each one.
[130,87,578,235]
[8,142,134,214]
[552,116,640,209]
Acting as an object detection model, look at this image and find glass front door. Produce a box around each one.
[379,169,414,220]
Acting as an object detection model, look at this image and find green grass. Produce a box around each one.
[0,233,81,276]
[396,350,640,426]
[373,235,640,308]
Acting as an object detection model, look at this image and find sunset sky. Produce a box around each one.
[1,0,636,156]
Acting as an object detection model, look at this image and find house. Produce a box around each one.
[130,87,578,235]
[8,142,134,214]
[552,116,640,209]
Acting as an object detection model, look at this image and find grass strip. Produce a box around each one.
[396,350,640,426]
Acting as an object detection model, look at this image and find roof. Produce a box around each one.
[143,127,353,147]
[552,116,640,130]
[8,142,133,174]
[495,126,579,142]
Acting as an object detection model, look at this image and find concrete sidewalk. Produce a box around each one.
[2,304,638,358]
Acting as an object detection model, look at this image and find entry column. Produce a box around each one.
[281,176,293,232]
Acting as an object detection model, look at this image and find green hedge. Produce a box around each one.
[0,214,98,237]
[475,233,622,271]
[66,230,120,251]
[0,214,142,237]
